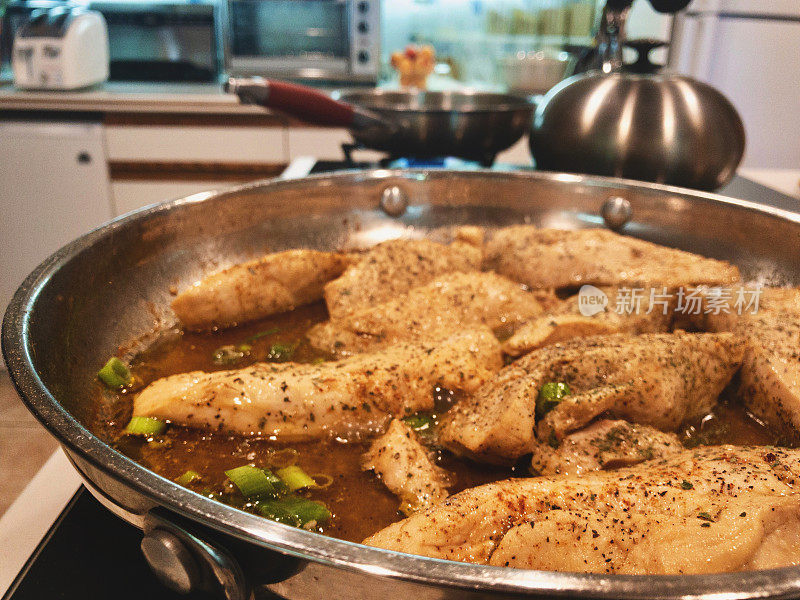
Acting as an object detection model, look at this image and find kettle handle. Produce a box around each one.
[606,0,690,13]
[624,39,668,74]
[647,0,691,14]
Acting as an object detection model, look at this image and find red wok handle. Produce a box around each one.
[225,77,356,127]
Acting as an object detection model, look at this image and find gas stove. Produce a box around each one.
[0,169,797,600]
[279,152,528,181]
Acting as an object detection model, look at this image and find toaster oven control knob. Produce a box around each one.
[357,1,369,13]
[357,21,369,33]
[141,528,201,594]
[357,50,370,63]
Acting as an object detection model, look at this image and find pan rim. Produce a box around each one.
[334,89,535,114]
[5,169,800,599]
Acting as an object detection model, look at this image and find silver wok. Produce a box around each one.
[226,78,534,165]
[4,170,800,600]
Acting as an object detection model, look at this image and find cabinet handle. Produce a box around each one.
[77,152,92,164]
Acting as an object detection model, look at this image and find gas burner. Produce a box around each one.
[340,143,495,170]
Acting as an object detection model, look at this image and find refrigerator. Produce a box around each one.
[0,121,113,370]
[669,0,800,168]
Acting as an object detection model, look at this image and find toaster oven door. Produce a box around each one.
[228,0,368,81]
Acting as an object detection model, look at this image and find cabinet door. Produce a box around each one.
[0,121,112,328]
[287,127,385,162]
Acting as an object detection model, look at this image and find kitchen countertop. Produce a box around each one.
[0,76,480,116]
[0,81,273,115]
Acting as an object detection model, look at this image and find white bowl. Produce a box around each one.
[500,51,569,95]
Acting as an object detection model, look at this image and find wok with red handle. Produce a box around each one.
[225,77,535,164]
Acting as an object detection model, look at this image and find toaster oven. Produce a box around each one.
[227,0,380,84]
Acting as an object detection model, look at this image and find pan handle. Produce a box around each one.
[225,77,390,133]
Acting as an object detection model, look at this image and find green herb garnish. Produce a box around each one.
[536,382,571,420]
[212,345,246,365]
[124,416,167,436]
[98,357,132,389]
[403,414,434,432]
[267,343,297,362]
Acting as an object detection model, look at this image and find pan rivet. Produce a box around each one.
[601,196,632,230]
[380,186,408,217]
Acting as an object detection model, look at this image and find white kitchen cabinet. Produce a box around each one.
[104,124,290,214]
[287,127,385,162]
[0,121,113,342]
[104,125,289,163]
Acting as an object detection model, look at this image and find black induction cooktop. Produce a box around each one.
[3,488,189,600]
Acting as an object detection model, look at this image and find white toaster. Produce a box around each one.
[12,7,109,90]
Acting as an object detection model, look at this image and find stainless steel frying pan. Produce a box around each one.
[225,78,534,164]
[4,170,800,600]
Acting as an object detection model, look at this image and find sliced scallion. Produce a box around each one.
[257,496,331,528]
[124,416,167,436]
[175,470,201,486]
[276,465,316,491]
[98,357,132,389]
[267,342,296,362]
[403,414,434,432]
[536,382,571,420]
[244,328,280,343]
[212,345,246,366]
[311,474,334,489]
[225,465,285,499]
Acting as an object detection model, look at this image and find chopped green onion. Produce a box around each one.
[244,328,280,343]
[257,495,331,528]
[311,474,334,489]
[536,382,571,420]
[124,416,167,436]
[175,470,201,486]
[98,357,132,389]
[403,414,434,432]
[212,345,246,366]
[267,343,297,362]
[236,343,252,353]
[276,465,316,491]
[225,465,286,499]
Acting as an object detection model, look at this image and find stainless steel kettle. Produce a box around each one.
[530,0,745,191]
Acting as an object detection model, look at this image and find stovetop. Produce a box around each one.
[1,163,797,600]
[3,489,190,600]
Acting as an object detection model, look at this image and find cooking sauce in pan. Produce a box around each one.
[93,301,780,544]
